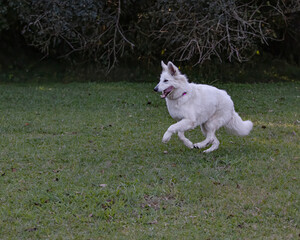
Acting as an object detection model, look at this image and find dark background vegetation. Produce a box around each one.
[0,0,299,82]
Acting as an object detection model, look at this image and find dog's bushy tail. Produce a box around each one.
[225,112,253,136]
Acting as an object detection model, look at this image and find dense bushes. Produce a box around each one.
[0,0,299,72]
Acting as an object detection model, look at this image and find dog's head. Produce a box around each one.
[154,61,187,99]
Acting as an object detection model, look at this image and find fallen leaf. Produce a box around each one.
[237,223,244,229]
[212,181,221,185]
[101,199,114,209]
[25,227,37,232]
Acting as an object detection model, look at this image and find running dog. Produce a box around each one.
[154,61,253,153]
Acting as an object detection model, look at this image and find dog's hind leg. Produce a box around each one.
[194,120,221,153]
[194,124,211,149]
[193,137,213,149]
[203,135,220,153]
[178,132,193,149]
[200,124,208,137]
[194,131,220,153]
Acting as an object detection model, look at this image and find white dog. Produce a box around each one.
[154,61,253,153]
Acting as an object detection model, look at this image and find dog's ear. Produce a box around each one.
[167,61,179,76]
[161,61,168,71]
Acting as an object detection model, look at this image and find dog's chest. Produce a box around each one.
[166,100,187,121]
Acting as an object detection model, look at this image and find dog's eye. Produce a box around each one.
[163,79,168,83]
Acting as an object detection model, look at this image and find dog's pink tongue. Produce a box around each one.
[160,93,166,98]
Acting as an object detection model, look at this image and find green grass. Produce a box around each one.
[0,82,299,239]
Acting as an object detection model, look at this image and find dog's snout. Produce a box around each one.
[154,85,158,92]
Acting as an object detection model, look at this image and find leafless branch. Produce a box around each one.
[153,0,289,64]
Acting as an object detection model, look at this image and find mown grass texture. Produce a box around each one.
[0,82,299,239]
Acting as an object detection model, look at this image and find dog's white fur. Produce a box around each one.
[154,61,253,153]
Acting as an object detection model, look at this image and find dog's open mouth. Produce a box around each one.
[161,86,174,98]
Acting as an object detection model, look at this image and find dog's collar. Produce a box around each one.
[168,91,188,100]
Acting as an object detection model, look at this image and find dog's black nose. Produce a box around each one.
[154,86,158,92]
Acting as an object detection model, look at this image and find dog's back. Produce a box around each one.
[166,83,234,124]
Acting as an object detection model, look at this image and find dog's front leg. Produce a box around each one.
[178,132,194,149]
[162,119,196,144]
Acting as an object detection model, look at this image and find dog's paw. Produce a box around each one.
[194,142,207,149]
[203,148,215,153]
[162,131,172,143]
[184,140,194,149]
[194,139,214,149]
[203,144,219,153]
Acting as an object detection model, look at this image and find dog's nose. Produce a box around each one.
[154,86,158,92]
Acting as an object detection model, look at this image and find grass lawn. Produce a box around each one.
[0,81,299,239]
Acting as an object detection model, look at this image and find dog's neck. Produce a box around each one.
[167,87,189,100]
